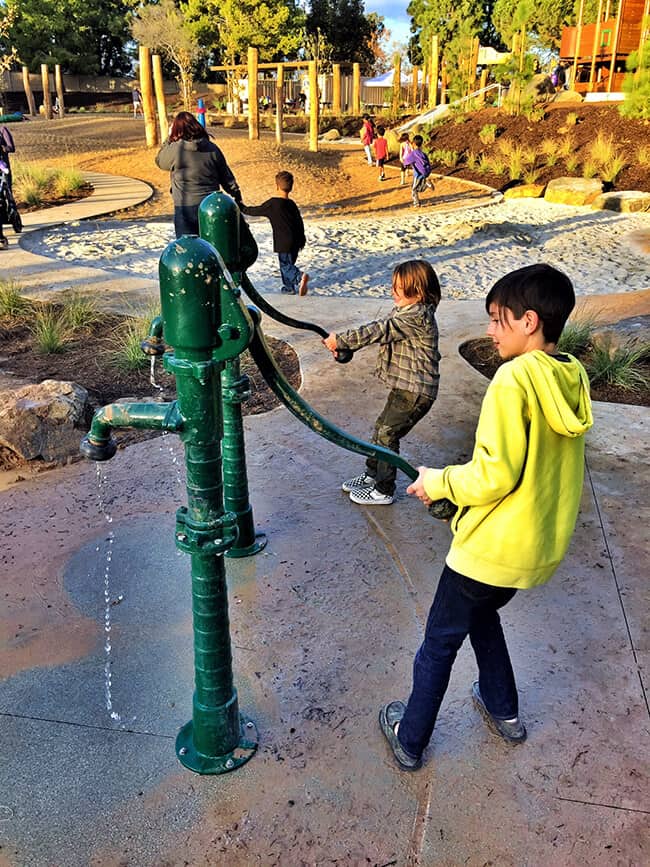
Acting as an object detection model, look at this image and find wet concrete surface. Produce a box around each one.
[1,294,648,866]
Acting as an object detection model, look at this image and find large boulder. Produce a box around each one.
[592,191,650,213]
[544,177,603,205]
[321,127,341,141]
[0,379,92,464]
[503,183,546,199]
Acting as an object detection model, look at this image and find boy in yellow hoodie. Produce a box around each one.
[380,263,593,770]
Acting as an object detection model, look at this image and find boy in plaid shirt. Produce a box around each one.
[323,260,441,505]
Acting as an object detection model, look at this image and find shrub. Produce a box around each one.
[465,151,480,171]
[31,306,70,354]
[540,138,556,156]
[479,123,498,145]
[522,167,541,184]
[524,106,546,122]
[558,316,597,356]
[588,132,616,166]
[582,161,599,179]
[430,148,459,167]
[586,338,650,391]
[565,111,578,126]
[0,279,30,320]
[60,290,100,331]
[106,302,160,372]
[53,168,86,199]
[619,38,650,120]
[637,145,650,167]
[565,155,580,173]
[601,155,627,184]
[557,135,575,158]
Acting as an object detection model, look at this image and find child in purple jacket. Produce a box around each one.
[402,135,434,208]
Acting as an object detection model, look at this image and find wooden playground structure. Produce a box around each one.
[560,0,650,92]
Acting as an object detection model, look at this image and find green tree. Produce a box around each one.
[185,0,305,66]
[306,0,374,69]
[493,0,572,49]
[5,0,133,75]
[131,0,202,109]
[620,35,650,120]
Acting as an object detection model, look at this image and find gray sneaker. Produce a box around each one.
[378,701,422,770]
[471,682,527,743]
[341,472,374,492]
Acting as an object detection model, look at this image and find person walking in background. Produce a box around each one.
[132,87,143,118]
[402,135,434,208]
[323,260,441,505]
[155,111,242,238]
[240,170,309,296]
[360,114,375,166]
[399,132,413,186]
[379,264,593,771]
[374,126,389,182]
[0,125,16,190]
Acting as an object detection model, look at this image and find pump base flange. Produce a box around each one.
[226,531,268,559]
[175,714,258,775]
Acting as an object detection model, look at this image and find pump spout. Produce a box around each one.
[80,400,184,461]
[141,315,166,356]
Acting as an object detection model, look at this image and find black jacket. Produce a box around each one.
[240,196,305,254]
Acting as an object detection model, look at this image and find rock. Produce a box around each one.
[626,229,650,255]
[503,183,546,199]
[544,177,603,206]
[321,128,341,141]
[0,380,92,464]
[552,90,583,103]
[592,191,650,213]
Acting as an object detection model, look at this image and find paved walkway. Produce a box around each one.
[0,175,648,867]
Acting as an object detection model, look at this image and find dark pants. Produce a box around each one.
[278,251,302,293]
[365,388,433,495]
[398,565,518,759]
[174,205,200,238]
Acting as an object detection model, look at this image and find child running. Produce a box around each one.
[240,170,309,296]
[374,126,389,181]
[399,132,412,186]
[402,134,434,207]
[379,263,593,770]
[323,260,441,505]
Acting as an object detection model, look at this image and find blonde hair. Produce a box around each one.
[392,260,441,307]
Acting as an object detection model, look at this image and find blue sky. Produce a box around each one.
[367,0,412,47]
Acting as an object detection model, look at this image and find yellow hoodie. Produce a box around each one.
[423,350,593,589]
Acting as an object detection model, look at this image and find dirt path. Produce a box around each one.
[10,115,489,221]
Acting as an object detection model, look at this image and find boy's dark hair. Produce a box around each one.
[399,132,410,142]
[393,260,441,307]
[413,135,423,147]
[275,170,294,192]
[377,125,385,135]
[485,263,575,344]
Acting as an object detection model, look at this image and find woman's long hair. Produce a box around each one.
[169,111,208,142]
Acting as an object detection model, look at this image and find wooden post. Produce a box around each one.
[411,66,419,109]
[392,55,401,116]
[352,63,361,114]
[275,63,284,144]
[308,60,319,153]
[152,54,168,144]
[589,0,605,90]
[333,64,341,115]
[430,35,439,108]
[607,0,623,91]
[54,64,65,117]
[440,60,448,105]
[573,0,585,89]
[471,37,480,95]
[247,46,259,141]
[139,46,158,147]
[22,66,36,116]
[40,65,52,119]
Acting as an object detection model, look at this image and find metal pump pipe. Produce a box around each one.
[80,401,183,461]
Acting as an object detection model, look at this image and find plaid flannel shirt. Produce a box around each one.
[336,302,440,399]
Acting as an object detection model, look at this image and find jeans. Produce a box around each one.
[174,205,200,238]
[278,251,302,293]
[365,388,433,495]
[398,565,518,759]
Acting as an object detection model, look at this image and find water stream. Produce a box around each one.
[95,464,120,722]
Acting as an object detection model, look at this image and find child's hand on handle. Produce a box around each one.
[323,332,338,354]
[406,466,433,506]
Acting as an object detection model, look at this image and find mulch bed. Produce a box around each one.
[0,310,301,469]
[460,338,650,406]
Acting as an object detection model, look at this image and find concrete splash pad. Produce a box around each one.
[0,297,648,865]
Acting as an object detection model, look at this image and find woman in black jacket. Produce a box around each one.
[155,111,242,238]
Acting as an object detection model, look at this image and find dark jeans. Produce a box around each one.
[174,205,200,238]
[365,388,433,495]
[278,251,302,292]
[398,565,518,759]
